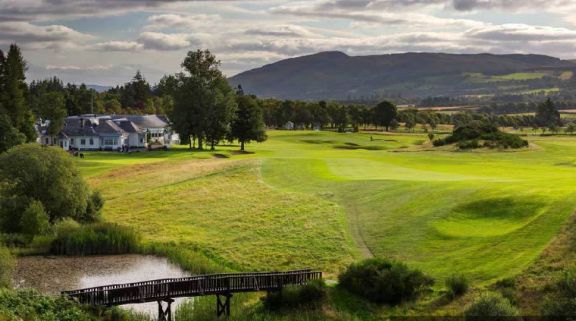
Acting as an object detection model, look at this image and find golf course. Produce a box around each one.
[77,130,576,287]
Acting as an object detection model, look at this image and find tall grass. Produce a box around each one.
[0,246,14,288]
[175,293,358,321]
[142,243,224,275]
[50,222,140,256]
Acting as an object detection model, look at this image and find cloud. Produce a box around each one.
[310,0,576,12]
[0,0,233,21]
[244,25,317,38]
[145,13,222,30]
[90,41,144,52]
[137,31,193,50]
[466,24,576,42]
[270,2,485,28]
[46,64,112,71]
[0,21,94,50]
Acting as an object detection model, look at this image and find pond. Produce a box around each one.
[12,255,191,317]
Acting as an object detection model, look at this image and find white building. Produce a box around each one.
[38,114,174,151]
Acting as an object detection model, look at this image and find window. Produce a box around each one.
[80,139,86,145]
[103,138,117,146]
[71,138,75,145]
[89,138,94,145]
[45,138,49,144]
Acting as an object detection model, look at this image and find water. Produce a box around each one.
[13,255,191,317]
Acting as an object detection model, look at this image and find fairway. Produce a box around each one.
[81,131,576,284]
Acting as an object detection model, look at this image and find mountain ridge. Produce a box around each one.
[229,51,576,100]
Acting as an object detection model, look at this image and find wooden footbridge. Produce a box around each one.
[62,269,322,320]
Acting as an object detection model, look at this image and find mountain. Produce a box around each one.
[229,51,576,100]
[86,84,112,93]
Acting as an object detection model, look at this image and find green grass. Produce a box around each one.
[465,72,547,83]
[79,130,576,287]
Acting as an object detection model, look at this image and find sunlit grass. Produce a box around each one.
[81,130,576,286]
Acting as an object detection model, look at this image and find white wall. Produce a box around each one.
[70,136,101,150]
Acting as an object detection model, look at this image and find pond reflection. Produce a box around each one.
[13,255,191,316]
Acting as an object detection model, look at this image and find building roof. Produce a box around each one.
[115,120,144,134]
[112,115,168,129]
[61,119,100,137]
[95,120,125,135]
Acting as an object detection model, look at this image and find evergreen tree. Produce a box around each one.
[0,114,26,153]
[535,98,561,130]
[230,94,267,151]
[2,44,35,141]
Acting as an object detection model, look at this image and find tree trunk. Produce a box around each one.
[211,141,215,151]
[385,125,389,132]
[240,141,245,151]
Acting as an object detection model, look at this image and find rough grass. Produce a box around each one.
[88,157,356,274]
[80,130,576,289]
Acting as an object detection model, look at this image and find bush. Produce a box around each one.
[457,140,480,150]
[433,138,446,147]
[0,144,102,234]
[542,297,576,317]
[557,269,576,298]
[338,258,434,305]
[0,289,146,321]
[262,280,327,311]
[433,124,528,150]
[83,190,104,223]
[465,292,519,321]
[50,223,140,256]
[446,273,469,298]
[0,246,14,288]
[20,200,50,240]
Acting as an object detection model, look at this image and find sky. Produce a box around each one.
[2,0,576,86]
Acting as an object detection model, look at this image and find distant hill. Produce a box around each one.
[229,52,576,100]
[86,84,112,93]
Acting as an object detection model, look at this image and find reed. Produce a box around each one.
[50,223,140,256]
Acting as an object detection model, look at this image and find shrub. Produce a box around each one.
[542,297,576,317]
[0,144,101,234]
[262,280,327,311]
[465,292,519,321]
[0,289,91,321]
[20,200,50,240]
[338,258,434,304]
[83,190,104,223]
[446,273,469,298]
[0,246,14,288]
[457,140,480,150]
[433,124,528,150]
[433,138,447,147]
[51,223,140,256]
[557,269,576,298]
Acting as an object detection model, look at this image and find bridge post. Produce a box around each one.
[216,293,232,318]
[157,298,174,321]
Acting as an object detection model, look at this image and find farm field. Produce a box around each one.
[79,131,576,285]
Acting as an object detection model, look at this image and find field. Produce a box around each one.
[79,131,576,285]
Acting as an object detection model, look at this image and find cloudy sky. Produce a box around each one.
[2,0,576,86]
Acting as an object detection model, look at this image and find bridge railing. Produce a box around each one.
[62,269,322,306]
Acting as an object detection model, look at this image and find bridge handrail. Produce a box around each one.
[62,269,316,296]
